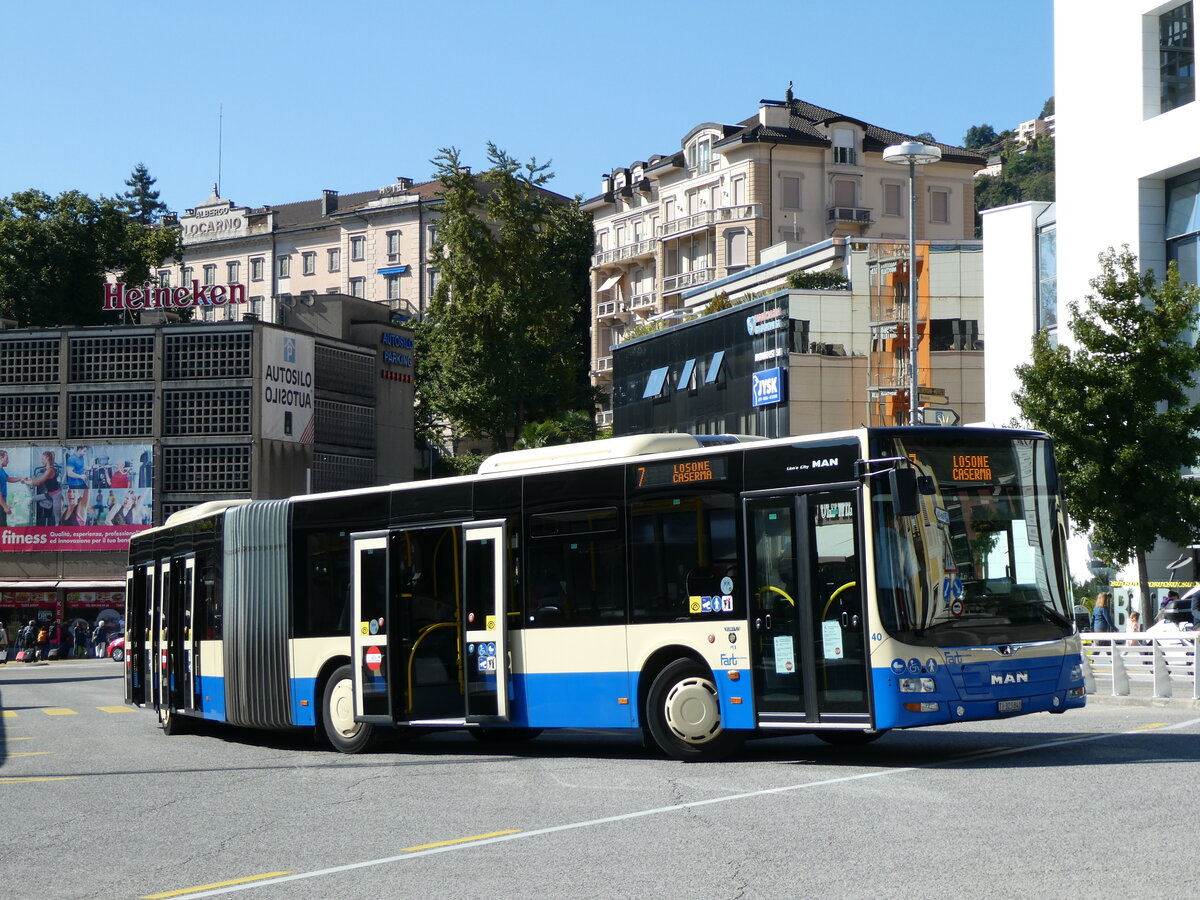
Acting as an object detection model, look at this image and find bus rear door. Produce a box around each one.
[745,487,871,731]
[462,522,509,722]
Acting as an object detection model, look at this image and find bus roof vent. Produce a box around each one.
[477,434,762,475]
[162,499,254,528]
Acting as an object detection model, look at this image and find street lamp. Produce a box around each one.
[883,140,941,425]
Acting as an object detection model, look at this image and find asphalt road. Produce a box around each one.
[3,659,1198,900]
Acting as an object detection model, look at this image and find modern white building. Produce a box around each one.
[583,92,985,423]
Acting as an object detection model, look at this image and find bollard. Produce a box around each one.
[1152,639,1173,698]
[1081,649,1097,695]
[1112,640,1130,695]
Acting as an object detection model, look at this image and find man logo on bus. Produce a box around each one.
[991,671,1029,685]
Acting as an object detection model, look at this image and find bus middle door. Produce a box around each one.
[350,533,393,726]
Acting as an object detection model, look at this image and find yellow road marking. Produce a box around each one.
[1,751,51,758]
[141,872,293,899]
[403,829,521,852]
[0,776,77,783]
[99,705,136,713]
[1,710,16,718]
[1133,722,1168,730]
[42,708,77,716]
[6,736,34,741]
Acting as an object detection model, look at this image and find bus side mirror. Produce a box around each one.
[890,468,919,517]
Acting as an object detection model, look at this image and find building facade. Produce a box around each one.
[156,178,447,326]
[612,238,984,437]
[0,295,414,629]
[584,93,985,424]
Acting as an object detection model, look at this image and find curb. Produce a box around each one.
[1084,692,1200,711]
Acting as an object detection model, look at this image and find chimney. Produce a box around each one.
[601,174,612,195]
[396,177,413,190]
[322,189,339,216]
[758,102,791,128]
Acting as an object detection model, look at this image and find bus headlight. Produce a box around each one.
[1069,664,1083,682]
[899,677,936,693]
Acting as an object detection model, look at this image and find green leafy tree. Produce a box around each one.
[973,136,1055,235]
[415,145,595,451]
[0,189,181,327]
[914,131,937,144]
[514,409,598,449]
[1014,248,1200,622]
[120,163,169,224]
[1040,96,1055,118]
[787,269,849,290]
[963,123,999,149]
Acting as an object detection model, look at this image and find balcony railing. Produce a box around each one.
[662,268,717,294]
[630,292,658,313]
[832,147,858,165]
[594,356,613,372]
[595,300,628,321]
[657,204,762,240]
[591,237,656,267]
[595,409,613,427]
[827,206,873,224]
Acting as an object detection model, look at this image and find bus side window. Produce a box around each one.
[526,508,625,628]
[630,492,739,624]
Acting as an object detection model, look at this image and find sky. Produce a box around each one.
[1,0,1053,213]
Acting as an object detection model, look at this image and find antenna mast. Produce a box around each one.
[217,103,223,196]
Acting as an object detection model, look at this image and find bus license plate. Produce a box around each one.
[997,699,1023,713]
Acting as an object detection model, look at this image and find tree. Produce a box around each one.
[963,123,998,150]
[415,144,596,452]
[1014,248,1200,622]
[0,189,181,327]
[973,136,1055,235]
[1040,96,1055,118]
[120,163,169,224]
[914,131,937,144]
[513,410,598,449]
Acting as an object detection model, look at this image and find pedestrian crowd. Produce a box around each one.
[0,617,119,663]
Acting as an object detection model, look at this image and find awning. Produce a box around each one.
[376,265,410,275]
[597,274,622,292]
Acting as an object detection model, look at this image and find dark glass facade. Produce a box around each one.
[613,293,803,437]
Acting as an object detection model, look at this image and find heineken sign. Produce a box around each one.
[104,281,248,310]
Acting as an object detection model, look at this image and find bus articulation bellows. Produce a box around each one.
[124,427,1086,760]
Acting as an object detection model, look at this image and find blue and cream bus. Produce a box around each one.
[124,427,1086,759]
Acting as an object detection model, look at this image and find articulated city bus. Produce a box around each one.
[124,427,1086,760]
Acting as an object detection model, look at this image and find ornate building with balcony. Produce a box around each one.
[583,91,984,422]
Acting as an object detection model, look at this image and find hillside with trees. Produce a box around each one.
[968,97,1056,235]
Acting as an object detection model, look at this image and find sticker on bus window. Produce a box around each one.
[720,576,734,594]
[689,596,702,614]
[360,622,370,636]
[822,620,843,660]
[774,635,795,674]
[485,616,496,631]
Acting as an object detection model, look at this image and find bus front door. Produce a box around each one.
[179,556,199,713]
[350,533,393,726]
[746,488,871,729]
[462,523,509,722]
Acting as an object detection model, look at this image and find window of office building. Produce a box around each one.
[1167,169,1200,285]
[349,277,365,298]
[227,260,239,283]
[203,265,216,286]
[1160,2,1195,114]
[350,235,365,261]
[1037,225,1058,333]
[277,255,291,278]
[386,230,401,261]
[302,252,316,276]
[328,247,340,272]
[250,257,264,281]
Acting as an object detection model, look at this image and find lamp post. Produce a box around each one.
[883,140,941,425]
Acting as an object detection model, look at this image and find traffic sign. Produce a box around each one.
[920,407,960,426]
[918,389,949,405]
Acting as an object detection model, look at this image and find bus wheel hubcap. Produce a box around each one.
[663,676,720,743]
[329,678,358,737]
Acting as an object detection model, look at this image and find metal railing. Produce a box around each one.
[591,238,656,267]
[827,206,873,224]
[661,268,717,294]
[1079,631,1198,700]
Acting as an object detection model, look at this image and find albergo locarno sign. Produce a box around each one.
[104,281,248,310]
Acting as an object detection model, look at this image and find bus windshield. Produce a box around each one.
[870,432,1073,647]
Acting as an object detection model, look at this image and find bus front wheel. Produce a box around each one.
[322,665,375,753]
[645,659,743,761]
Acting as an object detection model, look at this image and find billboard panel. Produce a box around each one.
[262,330,315,443]
[0,444,153,552]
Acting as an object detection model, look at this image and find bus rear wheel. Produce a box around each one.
[322,665,375,753]
[160,704,190,736]
[645,659,743,761]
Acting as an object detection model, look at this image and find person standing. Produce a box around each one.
[0,449,24,526]
[0,619,9,664]
[1092,592,1116,633]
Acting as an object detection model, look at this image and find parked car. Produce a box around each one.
[1159,594,1196,626]
[107,635,125,662]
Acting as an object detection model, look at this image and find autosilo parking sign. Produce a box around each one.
[752,367,784,407]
